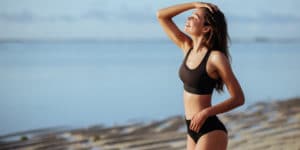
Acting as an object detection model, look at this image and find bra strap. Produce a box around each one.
[184,47,193,61]
[203,49,211,62]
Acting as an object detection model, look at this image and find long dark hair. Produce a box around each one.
[201,7,231,94]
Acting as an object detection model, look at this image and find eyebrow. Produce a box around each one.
[192,13,201,20]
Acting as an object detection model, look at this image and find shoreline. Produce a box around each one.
[1,37,300,44]
[1,97,300,150]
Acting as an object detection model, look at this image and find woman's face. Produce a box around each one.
[184,8,207,36]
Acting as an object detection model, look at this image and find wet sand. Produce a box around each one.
[1,97,299,150]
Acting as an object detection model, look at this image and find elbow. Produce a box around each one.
[237,94,245,106]
[156,10,168,19]
[234,94,245,107]
[156,10,163,19]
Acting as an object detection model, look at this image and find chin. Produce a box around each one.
[184,28,191,35]
[185,31,194,37]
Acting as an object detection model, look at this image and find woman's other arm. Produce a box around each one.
[203,51,245,117]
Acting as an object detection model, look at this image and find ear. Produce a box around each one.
[202,26,211,34]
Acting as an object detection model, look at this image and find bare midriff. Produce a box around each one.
[183,90,212,120]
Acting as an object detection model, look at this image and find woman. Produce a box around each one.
[156,2,245,150]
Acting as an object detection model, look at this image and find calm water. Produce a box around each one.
[0,41,299,135]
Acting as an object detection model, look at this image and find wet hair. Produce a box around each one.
[201,7,231,94]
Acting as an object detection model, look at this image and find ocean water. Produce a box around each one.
[0,41,299,135]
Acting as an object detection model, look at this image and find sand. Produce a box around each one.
[0,97,299,150]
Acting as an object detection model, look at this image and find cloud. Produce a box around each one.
[227,13,300,24]
[0,0,299,40]
[0,11,34,23]
[2,7,299,25]
[117,11,156,23]
[0,9,157,23]
[80,10,108,20]
[0,11,78,23]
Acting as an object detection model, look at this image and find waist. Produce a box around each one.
[183,90,212,119]
[183,91,212,107]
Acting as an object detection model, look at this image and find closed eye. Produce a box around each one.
[192,14,200,20]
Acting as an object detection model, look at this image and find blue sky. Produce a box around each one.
[0,0,300,40]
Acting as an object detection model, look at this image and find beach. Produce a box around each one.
[1,0,300,149]
[0,97,299,150]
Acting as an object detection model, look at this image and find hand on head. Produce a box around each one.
[194,2,219,13]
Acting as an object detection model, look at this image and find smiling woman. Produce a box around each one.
[157,2,245,150]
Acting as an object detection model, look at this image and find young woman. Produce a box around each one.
[156,2,245,150]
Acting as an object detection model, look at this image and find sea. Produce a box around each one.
[0,40,299,135]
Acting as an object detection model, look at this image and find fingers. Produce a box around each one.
[207,4,219,13]
[202,3,214,13]
[190,121,200,132]
[189,113,200,132]
[189,115,196,131]
[211,4,219,12]
[189,120,196,132]
[195,125,200,133]
[207,3,218,11]
[189,119,200,132]
[201,2,219,13]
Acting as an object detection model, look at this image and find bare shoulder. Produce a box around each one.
[209,50,231,72]
[210,50,230,65]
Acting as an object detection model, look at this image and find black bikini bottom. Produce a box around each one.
[185,115,228,143]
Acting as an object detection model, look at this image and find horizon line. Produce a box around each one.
[0,37,300,43]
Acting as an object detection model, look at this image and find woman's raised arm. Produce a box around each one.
[156,2,196,52]
[156,2,218,52]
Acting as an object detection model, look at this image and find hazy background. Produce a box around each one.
[0,0,299,136]
[1,0,300,40]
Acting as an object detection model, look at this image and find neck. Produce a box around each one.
[191,35,205,53]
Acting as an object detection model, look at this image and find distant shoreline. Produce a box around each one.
[0,37,300,44]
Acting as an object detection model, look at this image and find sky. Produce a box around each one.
[0,0,300,40]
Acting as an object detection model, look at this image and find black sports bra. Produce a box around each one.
[179,48,218,95]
